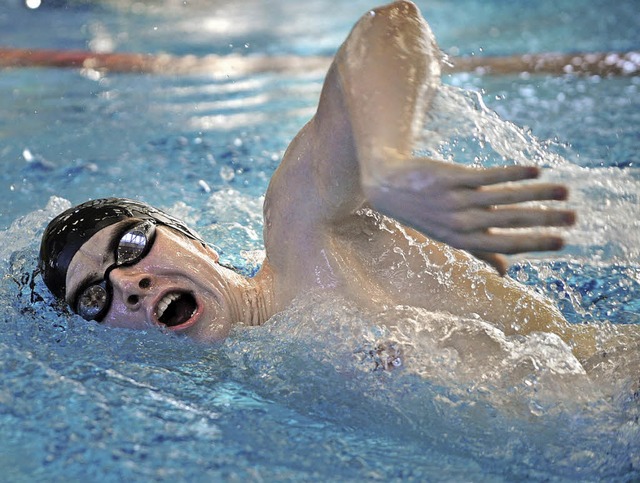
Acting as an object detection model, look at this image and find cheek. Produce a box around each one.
[188,296,232,342]
[142,248,216,286]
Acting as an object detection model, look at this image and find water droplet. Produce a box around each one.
[198,179,211,193]
[220,165,235,182]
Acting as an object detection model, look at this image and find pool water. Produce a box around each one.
[1,0,639,481]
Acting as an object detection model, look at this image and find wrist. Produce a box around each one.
[359,146,408,187]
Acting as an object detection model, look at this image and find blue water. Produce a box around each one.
[1,1,639,481]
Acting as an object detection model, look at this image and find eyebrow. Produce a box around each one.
[66,220,140,307]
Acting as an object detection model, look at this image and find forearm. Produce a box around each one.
[334,0,441,184]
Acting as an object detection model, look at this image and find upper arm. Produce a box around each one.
[266,1,441,217]
[263,1,441,263]
[262,64,363,266]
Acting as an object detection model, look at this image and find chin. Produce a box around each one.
[175,303,232,343]
[181,321,232,343]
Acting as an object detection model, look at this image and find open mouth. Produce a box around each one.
[155,291,198,329]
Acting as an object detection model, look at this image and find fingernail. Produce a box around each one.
[550,237,564,250]
[564,212,576,225]
[526,167,540,178]
[553,187,568,200]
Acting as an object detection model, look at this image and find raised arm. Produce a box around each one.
[330,0,575,275]
[265,1,575,276]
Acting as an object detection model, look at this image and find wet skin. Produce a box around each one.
[61,2,640,361]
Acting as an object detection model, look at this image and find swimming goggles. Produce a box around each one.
[73,220,156,321]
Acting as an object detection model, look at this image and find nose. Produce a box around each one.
[109,268,153,308]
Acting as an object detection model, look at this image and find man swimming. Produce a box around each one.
[39,1,627,361]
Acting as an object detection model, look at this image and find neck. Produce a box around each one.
[226,263,276,327]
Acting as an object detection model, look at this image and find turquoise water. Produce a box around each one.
[1,1,639,481]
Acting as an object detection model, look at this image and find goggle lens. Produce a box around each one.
[117,227,151,265]
[74,220,156,321]
[77,283,108,320]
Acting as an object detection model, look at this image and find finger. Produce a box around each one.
[453,165,540,188]
[470,251,507,276]
[449,208,576,232]
[453,231,565,254]
[469,184,569,207]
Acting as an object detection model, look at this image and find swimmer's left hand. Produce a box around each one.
[363,158,576,276]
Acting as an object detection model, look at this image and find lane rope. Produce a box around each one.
[1,47,638,77]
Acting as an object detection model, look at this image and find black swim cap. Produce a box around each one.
[39,197,205,300]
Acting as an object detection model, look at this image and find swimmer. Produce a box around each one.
[38,1,633,361]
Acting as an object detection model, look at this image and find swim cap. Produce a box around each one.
[39,198,205,300]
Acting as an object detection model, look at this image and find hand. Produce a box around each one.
[363,158,576,276]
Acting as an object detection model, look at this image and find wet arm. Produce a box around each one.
[334,1,575,274]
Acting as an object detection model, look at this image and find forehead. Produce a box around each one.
[64,220,132,303]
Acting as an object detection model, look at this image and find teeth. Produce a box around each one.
[156,293,181,319]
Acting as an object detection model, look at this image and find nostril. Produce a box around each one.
[127,295,139,305]
[139,278,151,289]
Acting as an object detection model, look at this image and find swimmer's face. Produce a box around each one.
[64,220,239,341]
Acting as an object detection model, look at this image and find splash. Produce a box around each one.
[417,84,565,167]
[225,290,639,478]
[227,290,596,408]
[0,196,70,267]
